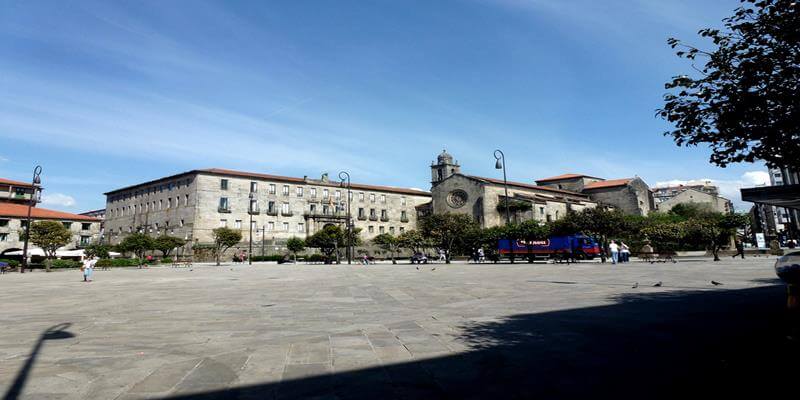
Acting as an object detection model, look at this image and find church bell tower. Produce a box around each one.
[431,149,461,186]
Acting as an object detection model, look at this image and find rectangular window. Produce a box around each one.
[368,226,374,233]
[220,219,228,228]
[370,193,376,203]
[268,201,276,213]
[0,233,7,242]
[401,210,407,219]
[220,179,228,190]
[379,226,385,234]
[184,194,189,206]
[323,189,329,199]
[296,187,303,197]
[389,226,395,234]
[219,197,229,211]
[381,209,387,219]
[234,220,242,229]
[358,208,365,218]
[167,198,172,209]
[310,188,317,198]
[348,192,353,200]
[250,181,258,192]
[62,222,72,229]
[310,204,317,213]
[281,202,290,213]
[80,236,91,245]
[380,194,386,203]
[0,219,8,227]
[323,205,329,214]
[539,207,545,216]
[359,192,365,201]
[282,185,290,196]
[159,199,163,210]
[282,222,289,231]
[399,227,405,233]
[267,222,274,231]
[81,223,91,231]
[180,219,184,227]
[250,199,258,213]
[269,184,276,194]
[335,190,341,200]
[297,223,304,232]
[370,208,376,217]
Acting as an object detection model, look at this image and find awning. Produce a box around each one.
[3,249,121,258]
[741,184,800,210]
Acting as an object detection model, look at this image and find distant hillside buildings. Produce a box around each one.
[651,181,733,214]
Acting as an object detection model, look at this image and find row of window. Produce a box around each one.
[112,194,191,218]
[0,219,92,231]
[0,232,91,244]
[215,218,407,236]
[218,197,410,221]
[108,178,193,203]
[220,179,406,205]
[116,219,186,234]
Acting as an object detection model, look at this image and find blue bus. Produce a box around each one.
[498,235,601,260]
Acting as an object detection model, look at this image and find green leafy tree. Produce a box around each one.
[306,225,361,264]
[419,213,478,263]
[83,242,111,259]
[640,220,685,253]
[27,221,72,272]
[683,213,750,261]
[518,219,551,260]
[286,236,306,263]
[659,0,800,169]
[212,227,242,266]
[372,233,400,264]
[397,230,432,254]
[115,233,154,259]
[153,235,187,258]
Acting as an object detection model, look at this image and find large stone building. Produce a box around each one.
[428,151,598,227]
[0,177,101,257]
[656,188,733,214]
[103,168,431,257]
[534,174,655,216]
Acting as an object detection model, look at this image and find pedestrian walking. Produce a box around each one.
[732,240,745,259]
[609,240,619,265]
[620,242,630,263]
[477,248,485,263]
[362,254,370,265]
[438,249,446,263]
[82,257,96,282]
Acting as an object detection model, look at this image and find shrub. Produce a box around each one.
[161,257,173,264]
[250,255,285,262]
[49,259,81,269]
[305,254,327,263]
[0,259,20,268]
[95,258,142,268]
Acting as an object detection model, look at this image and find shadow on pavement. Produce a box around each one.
[3,323,75,400]
[163,285,798,399]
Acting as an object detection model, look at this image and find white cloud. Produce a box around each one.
[655,171,770,211]
[0,155,8,162]
[41,193,76,208]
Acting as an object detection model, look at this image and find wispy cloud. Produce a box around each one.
[41,192,77,208]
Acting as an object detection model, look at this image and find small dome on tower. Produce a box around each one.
[437,149,454,164]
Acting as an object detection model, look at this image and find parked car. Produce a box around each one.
[410,252,428,264]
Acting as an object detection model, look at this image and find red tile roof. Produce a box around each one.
[0,177,34,188]
[467,175,589,198]
[0,203,100,221]
[583,178,633,190]
[535,173,603,183]
[105,168,431,197]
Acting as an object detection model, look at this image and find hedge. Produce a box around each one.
[49,259,81,269]
[95,258,143,268]
[250,255,286,262]
[0,259,20,268]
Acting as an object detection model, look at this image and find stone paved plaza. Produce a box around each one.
[1,257,798,399]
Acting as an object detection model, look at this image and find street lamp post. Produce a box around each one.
[248,192,255,265]
[494,150,510,225]
[21,165,43,273]
[339,171,352,264]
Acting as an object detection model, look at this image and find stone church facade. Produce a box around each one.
[427,151,598,227]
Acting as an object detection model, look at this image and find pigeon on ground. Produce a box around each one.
[416,266,420,270]
[711,280,723,286]
[431,267,436,271]
[632,282,639,289]
[653,281,662,287]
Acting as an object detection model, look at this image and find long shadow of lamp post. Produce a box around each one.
[3,323,74,400]
[20,165,42,273]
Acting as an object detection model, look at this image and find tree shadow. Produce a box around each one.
[161,285,798,399]
[3,323,75,400]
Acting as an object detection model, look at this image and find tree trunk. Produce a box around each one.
[215,247,221,266]
[391,249,396,264]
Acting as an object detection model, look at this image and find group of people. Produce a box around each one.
[607,240,630,264]
[470,248,486,263]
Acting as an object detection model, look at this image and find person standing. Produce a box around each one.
[609,240,619,265]
[620,242,630,263]
[82,257,96,282]
[477,248,485,263]
[438,249,446,263]
[732,240,745,259]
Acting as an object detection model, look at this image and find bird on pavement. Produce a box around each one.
[632,282,639,289]
[653,281,662,287]
[431,267,436,271]
[711,280,723,286]
[416,266,420,270]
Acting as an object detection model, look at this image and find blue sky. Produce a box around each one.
[0,0,770,212]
